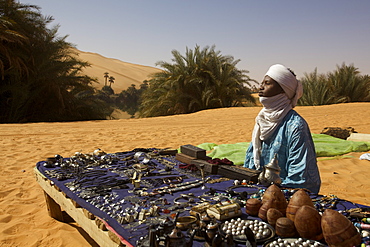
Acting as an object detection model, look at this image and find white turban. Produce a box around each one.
[265,64,303,107]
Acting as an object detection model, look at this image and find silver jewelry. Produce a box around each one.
[173,193,196,206]
[134,152,151,164]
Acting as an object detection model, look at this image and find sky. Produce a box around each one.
[26,0,370,83]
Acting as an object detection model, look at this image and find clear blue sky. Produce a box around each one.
[27,0,370,83]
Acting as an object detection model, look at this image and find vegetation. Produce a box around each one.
[108,76,115,88]
[0,0,112,123]
[298,63,370,106]
[327,63,370,103]
[298,68,337,106]
[104,72,109,86]
[116,82,148,117]
[139,45,256,117]
[101,85,114,95]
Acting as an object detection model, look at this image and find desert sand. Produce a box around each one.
[0,102,370,246]
[75,49,162,93]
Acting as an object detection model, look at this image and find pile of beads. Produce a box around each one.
[267,237,323,247]
[222,218,271,239]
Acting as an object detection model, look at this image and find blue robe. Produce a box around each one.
[244,110,321,194]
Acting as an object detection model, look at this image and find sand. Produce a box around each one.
[75,49,162,93]
[1,102,370,247]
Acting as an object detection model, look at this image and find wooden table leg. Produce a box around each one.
[35,167,131,246]
[44,191,64,222]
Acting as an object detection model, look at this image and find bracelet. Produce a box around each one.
[173,193,199,206]
[134,152,151,164]
[226,184,260,197]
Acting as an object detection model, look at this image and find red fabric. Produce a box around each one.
[178,163,198,171]
[99,217,134,247]
[207,158,234,165]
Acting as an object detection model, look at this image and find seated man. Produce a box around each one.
[244,64,321,194]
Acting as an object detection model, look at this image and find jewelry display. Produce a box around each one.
[37,147,370,247]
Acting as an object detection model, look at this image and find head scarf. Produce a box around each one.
[252,64,303,169]
[265,64,303,108]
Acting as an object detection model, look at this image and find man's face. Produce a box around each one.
[258,75,285,97]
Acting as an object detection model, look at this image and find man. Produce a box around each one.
[244,64,321,194]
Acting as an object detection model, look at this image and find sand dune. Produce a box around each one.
[75,49,162,93]
[0,102,370,246]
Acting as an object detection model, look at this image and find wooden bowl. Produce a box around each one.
[176,216,197,230]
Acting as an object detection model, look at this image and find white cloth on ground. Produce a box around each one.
[359,153,370,161]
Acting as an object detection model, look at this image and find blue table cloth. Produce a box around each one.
[36,149,369,247]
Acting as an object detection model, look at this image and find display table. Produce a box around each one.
[34,148,370,247]
[35,168,126,246]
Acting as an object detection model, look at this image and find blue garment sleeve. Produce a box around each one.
[282,120,321,194]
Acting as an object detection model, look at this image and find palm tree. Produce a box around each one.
[327,63,370,102]
[0,0,108,122]
[298,68,337,106]
[0,0,45,121]
[0,15,27,79]
[118,84,139,117]
[108,76,115,88]
[139,45,256,117]
[103,72,109,86]
[298,64,370,106]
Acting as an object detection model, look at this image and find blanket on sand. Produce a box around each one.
[196,134,370,166]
